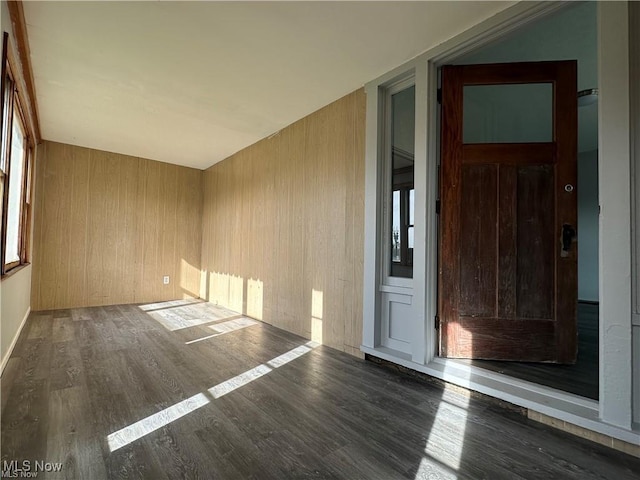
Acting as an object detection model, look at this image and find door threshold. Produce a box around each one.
[361,345,640,446]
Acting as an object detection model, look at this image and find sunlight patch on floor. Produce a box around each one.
[209,341,319,397]
[107,341,319,452]
[141,300,241,331]
[185,317,259,344]
[414,456,459,480]
[107,393,210,452]
[208,364,273,398]
[267,341,319,368]
[139,299,201,312]
[421,383,470,476]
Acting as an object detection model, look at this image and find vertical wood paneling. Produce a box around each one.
[31,142,47,306]
[31,142,202,310]
[275,120,306,336]
[39,142,73,309]
[86,149,120,306]
[114,154,138,304]
[347,89,366,356]
[133,158,147,303]
[140,159,162,302]
[176,167,202,299]
[200,90,366,356]
[160,163,178,301]
[67,144,90,307]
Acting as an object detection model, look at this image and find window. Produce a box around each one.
[388,83,415,278]
[1,35,33,275]
[392,182,415,269]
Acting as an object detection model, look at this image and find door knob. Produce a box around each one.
[561,224,576,257]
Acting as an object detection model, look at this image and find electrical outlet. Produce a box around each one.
[163,275,170,285]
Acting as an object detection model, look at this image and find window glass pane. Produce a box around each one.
[390,85,414,278]
[463,83,553,143]
[5,112,25,265]
[392,190,400,262]
[409,189,415,226]
[1,80,12,174]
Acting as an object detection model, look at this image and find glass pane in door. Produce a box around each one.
[463,83,553,144]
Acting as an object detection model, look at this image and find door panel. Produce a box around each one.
[459,164,497,317]
[439,61,578,363]
[381,292,413,354]
[516,165,555,319]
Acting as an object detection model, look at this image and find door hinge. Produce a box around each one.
[437,88,442,104]
[435,315,440,330]
[435,199,441,215]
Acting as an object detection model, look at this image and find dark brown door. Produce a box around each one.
[439,61,578,363]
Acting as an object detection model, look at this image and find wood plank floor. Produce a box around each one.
[1,301,638,479]
[458,302,599,399]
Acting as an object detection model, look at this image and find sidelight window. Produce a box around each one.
[388,83,415,278]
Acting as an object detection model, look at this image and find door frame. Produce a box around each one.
[361,0,638,442]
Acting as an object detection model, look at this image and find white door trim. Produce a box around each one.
[596,0,632,429]
[628,0,639,427]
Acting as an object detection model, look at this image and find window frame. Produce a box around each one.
[383,77,416,283]
[1,32,34,277]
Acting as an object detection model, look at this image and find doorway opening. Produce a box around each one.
[437,2,599,400]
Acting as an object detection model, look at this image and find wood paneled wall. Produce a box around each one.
[201,90,365,357]
[31,141,202,310]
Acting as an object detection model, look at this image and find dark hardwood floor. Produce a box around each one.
[2,301,637,479]
[457,302,599,399]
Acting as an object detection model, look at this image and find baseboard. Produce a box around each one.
[0,307,30,376]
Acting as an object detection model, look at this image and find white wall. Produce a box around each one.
[0,0,33,372]
[1,266,32,365]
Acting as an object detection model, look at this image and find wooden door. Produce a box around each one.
[439,61,578,363]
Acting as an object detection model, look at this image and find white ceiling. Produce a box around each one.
[24,1,514,170]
